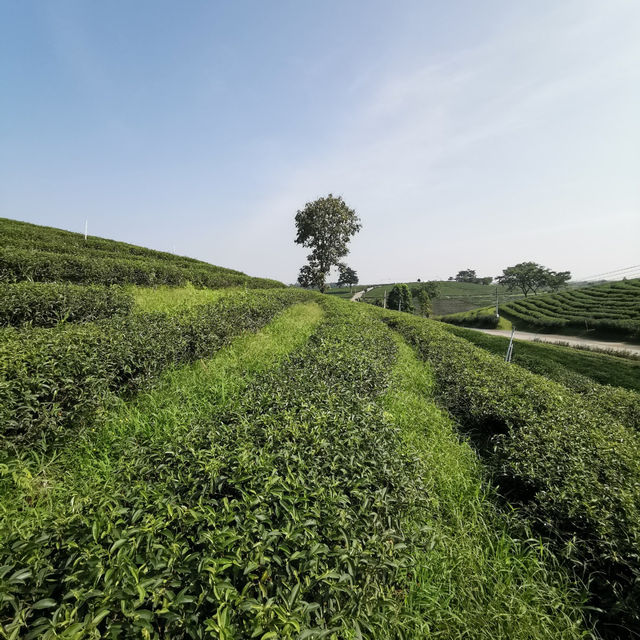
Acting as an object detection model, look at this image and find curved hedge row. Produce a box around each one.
[0,217,284,289]
[0,282,133,328]
[379,309,640,636]
[501,280,640,337]
[0,289,313,442]
[0,248,284,289]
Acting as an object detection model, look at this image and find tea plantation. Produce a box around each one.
[500,279,640,338]
[1,222,639,638]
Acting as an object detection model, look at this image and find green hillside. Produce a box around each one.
[501,278,640,338]
[0,217,283,289]
[363,280,523,315]
[2,224,640,637]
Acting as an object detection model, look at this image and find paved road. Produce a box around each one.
[350,287,374,302]
[470,327,640,356]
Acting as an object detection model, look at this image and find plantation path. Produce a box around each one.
[471,327,640,356]
[350,286,374,302]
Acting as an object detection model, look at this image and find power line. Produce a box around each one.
[575,264,640,281]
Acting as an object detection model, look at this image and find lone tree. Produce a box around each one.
[337,263,359,292]
[496,262,571,297]
[410,281,439,317]
[295,194,361,293]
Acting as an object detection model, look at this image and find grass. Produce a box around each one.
[443,323,640,392]
[438,305,513,330]
[380,337,588,639]
[130,283,235,312]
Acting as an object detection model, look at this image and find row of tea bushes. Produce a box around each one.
[0,300,421,637]
[0,282,133,328]
[379,309,640,636]
[0,248,283,289]
[441,324,640,433]
[0,217,239,269]
[0,289,312,442]
[500,279,640,338]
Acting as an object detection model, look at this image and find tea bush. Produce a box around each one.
[380,308,640,636]
[0,282,134,327]
[0,289,312,442]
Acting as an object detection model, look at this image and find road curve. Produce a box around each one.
[350,287,374,302]
[469,327,640,356]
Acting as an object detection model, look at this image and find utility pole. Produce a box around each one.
[84,220,88,241]
[383,290,387,309]
[505,327,515,363]
[495,286,499,318]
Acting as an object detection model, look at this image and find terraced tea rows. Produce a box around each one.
[501,279,640,337]
[0,218,282,289]
[0,297,588,638]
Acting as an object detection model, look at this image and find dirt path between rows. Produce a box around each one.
[470,327,640,356]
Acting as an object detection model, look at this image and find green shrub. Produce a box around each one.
[0,282,134,327]
[0,289,311,442]
[379,309,640,635]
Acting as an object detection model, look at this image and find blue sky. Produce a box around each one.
[1,1,639,283]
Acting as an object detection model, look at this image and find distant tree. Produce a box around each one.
[388,284,413,312]
[455,269,477,283]
[545,270,571,292]
[496,262,571,297]
[295,194,361,293]
[337,264,359,292]
[478,276,493,285]
[416,289,432,317]
[448,276,454,281]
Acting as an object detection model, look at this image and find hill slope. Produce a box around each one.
[0,217,283,289]
[500,278,640,338]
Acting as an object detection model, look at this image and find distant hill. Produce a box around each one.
[501,278,640,338]
[0,217,283,289]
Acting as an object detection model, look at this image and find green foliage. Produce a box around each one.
[442,324,640,393]
[336,263,358,289]
[501,278,640,338]
[0,298,588,638]
[0,217,283,289]
[0,289,312,442]
[382,337,586,638]
[496,262,571,297]
[380,308,640,636]
[387,284,413,312]
[0,282,133,327]
[294,194,361,293]
[439,306,500,328]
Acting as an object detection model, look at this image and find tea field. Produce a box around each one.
[1,221,639,638]
[499,279,640,338]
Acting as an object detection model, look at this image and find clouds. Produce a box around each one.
[228,0,640,282]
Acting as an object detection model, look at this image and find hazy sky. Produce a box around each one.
[2,1,639,283]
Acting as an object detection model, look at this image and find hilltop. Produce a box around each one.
[0,217,283,289]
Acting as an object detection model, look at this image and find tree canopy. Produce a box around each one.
[337,264,359,290]
[387,284,413,312]
[295,194,361,293]
[496,262,571,297]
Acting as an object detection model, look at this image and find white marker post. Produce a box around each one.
[84,220,88,240]
[505,327,515,363]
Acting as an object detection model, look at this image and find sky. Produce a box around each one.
[1,1,639,284]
